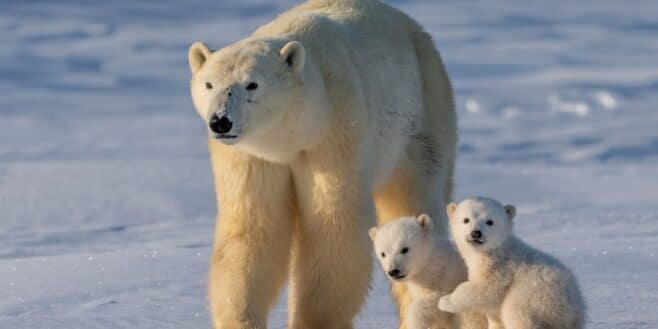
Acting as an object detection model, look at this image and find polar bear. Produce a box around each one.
[187,1,457,328]
[438,197,586,329]
[369,215,487,329]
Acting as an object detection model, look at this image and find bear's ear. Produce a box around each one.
[188,42,211,74]
[417,214,433,231]
[368,227,378,241]
[280,41,305,73]
[446,202,458,219]
[504,204,516,220]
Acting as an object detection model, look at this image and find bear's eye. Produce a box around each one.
[246,82,259,91]
[205,82,213,90]
[381,252,386,258]
[486,220,494,226]
[401,247,409,254]
[463,218,470,224]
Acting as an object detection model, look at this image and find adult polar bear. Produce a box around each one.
[187,0,456,328]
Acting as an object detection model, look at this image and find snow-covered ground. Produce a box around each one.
[1,1,657,328]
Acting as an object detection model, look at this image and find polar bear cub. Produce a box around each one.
[439,197,586,329]
[369,215,487,329]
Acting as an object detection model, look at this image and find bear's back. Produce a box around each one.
[252,0,420,45]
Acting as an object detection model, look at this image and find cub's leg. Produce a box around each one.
[501,288,550,329]
[487,316,505,329]
[406,299,443,329]
[208,141,294,329]
[439,282,503,314]
[455,311,489,329]
[501,313,537,329]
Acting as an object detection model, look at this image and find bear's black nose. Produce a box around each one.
[209,114,233,134]
[388,269,400,277]
[471,230,482,239]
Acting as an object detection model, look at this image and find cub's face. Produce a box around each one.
[447,197,516,252]
[187,39,310,160]
[369,215,434,282]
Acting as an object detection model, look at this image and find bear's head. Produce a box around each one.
[188,38,328,162]
[369,214,436,282]
[446,197,516,252]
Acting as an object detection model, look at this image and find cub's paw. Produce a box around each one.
[438,295,458,313]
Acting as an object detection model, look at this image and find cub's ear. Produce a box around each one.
[280,41,305,72]
[188,42,211,74]
[417,214,433,231]
[504,204,516,220]
[368,227,378,241]
[446,202,458,219]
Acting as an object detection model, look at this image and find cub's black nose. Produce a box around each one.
[209,114,233,134]
[471,230,482,239]
[388,269,400,277]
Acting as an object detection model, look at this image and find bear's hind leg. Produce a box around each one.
[373,150,453,328]
[371,29,457,329]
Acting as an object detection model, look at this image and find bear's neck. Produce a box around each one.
[411,257,444,289]
[464,237,520,281]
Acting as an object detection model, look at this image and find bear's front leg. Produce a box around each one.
[287,154,375,329]
[438,281,502,315]
[438,294,462,314]
[208,142,294,329]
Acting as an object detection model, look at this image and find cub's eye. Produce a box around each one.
[246,82,259,91]
[205,82,213,90]
[486,220,494,226]
[381,252,386,258]
[401,247,409,254]
[463,218,470,224]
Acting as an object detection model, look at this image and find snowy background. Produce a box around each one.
[1,0,657,328]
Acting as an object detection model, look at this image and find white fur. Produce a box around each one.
[188,1,457,328]
[440,197,586,329]
[370,215,487,329]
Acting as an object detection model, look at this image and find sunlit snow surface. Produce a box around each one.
[1,1,657,328]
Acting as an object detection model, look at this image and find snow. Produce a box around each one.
[1,0,657,328]
[594,90,618,111]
